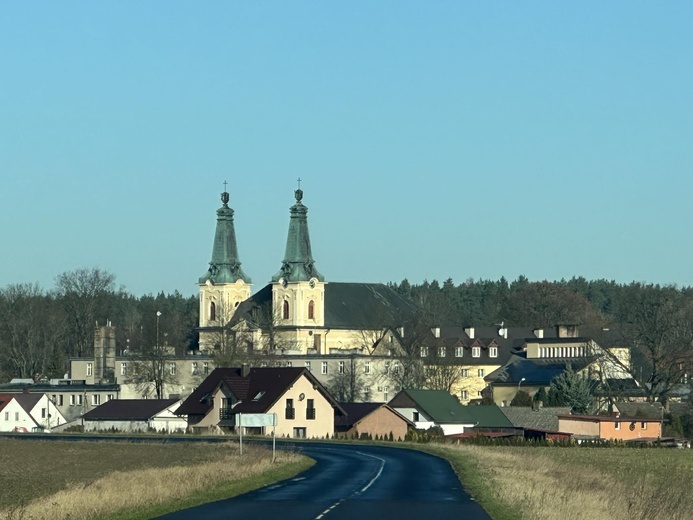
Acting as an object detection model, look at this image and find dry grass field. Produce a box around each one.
[428,444,693,520]
[0,438,311,520]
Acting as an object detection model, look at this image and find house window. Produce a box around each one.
[384,361,390,374]
[169,363,176,376]
[4,412,8,421]
[203,362,209,375]
[77,395,83,406]
[305,361,312,371]
[438,346,446,357]
[52,395,57,404]
[383,387,389,401]
[615,422,620,430]
[70,395,75,406]
[364,361,370,374]
[87,363,93,376]
[121,363,127,376]
[478,369,485,377]
[392,362,400,374]
[461,390,468,400]
[286,361,293,367]
[58,395,63,406]
[420,347,429,357]
[455,347,464,357]
[313,333,322,351]
[107,394,114,401]
[15,412,19,421]
[307,399,316,420]
[461,369,469,377]
[321,362,328,375]
[285,398,295,420]
[210,301,216,321]
[92,395,100,406]
[489,347,498,358]
[642,422,647,430]
[338,361,345,374]
[472,347,481,358]
[283,300,290,320]
[413,411,420,422]
[41,408,46,418]
[308,300,315,320]
[192,362,199,375]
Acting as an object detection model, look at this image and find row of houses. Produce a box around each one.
[24,366,666,445]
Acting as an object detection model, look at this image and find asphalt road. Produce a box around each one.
[158,442,491,520]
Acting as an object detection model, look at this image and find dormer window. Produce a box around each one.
[472,347,481,358]
[210,302,216,321]
[308,300,315,320]
[283,300,290,319]
[253,391,265,401]
[438,346,446,357]
[489,346,498,358]
[455,347,464,357]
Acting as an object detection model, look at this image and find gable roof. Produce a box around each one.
[335,402,414,429]
[613,402,663,420]
[485,354,594,386]
[176,367,344,417]
[231,282,417,331]
[12,393,43,413]
[499,406,571,431]
[0,394,16,414]
[388,389,474,424]
[82,399,180,421]
[465,405,515,428]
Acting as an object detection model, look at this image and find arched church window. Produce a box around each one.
[308,300,315,320]
[210,302,216,321]
[283,300,290,320]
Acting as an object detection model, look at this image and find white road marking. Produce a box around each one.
[355,451,386,494]
[313,450,387,519]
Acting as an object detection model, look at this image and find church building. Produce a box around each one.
[198,185,415,356]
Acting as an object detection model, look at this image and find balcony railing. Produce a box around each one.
[220,408,234,420]
[306,408,316,420]
[285,407,295,420]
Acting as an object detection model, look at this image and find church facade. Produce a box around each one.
[197,186,415,357]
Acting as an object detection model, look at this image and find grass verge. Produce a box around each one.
[0,438,313,520]
[415,443,693,520]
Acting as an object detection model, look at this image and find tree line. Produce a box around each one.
[0,268,199,382]
[1,269,691,407]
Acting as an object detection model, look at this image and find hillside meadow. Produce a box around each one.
[0,438,311,520]
[425,443,693,520]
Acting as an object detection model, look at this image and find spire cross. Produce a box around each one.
[297,177,302,190]
[223,180,228,192]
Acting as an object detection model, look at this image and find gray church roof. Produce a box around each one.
[232,282,417,330]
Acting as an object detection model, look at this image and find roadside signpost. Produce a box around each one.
[237,413,278,461]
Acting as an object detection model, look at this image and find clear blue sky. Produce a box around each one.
[1,2,692,296]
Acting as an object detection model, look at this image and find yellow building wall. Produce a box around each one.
[449,364,501,404]
[266,375,335,439]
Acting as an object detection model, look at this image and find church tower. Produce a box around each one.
[198,187,251,349]
[271,185,326,333]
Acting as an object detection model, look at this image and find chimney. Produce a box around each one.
[533,328,544,339]
[241,364,250,377]
[465,327,475,339]
[432,327,440,338]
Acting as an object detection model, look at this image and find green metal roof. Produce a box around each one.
[393,389,475,424]
[271,188,324,283]
[199,191,251,285]
[464,405,515,428]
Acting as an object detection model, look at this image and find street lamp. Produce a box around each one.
[517,377,526,391]
[156,311,162,349]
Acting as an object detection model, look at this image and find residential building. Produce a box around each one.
[80,399,186,433]
[388,389,475,435]
[176,366,345,438]
[0,392,66,432]
[334,402,413,440]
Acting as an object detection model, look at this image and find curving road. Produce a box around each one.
[158,442,491,520]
